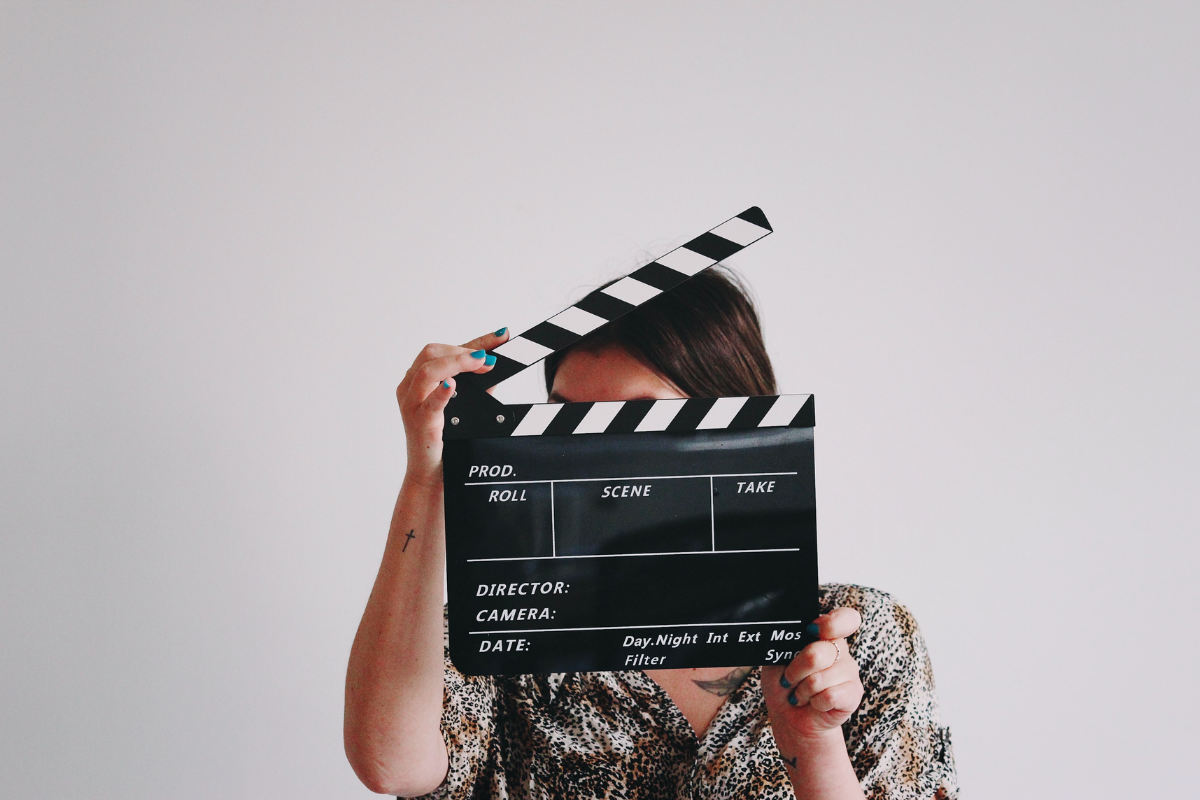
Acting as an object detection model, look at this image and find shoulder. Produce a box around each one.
[818,583,930,671]
[819,583,921,635]
[819,582,912,622]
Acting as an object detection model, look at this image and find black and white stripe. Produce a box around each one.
[477,207,772,389]
[501,394,813,437]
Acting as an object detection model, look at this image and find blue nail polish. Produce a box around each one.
[494,327,507,336]
[780,675,791,688]
[806,623,820,637]
[787,691,799,706]
[471,350,486,359]
[442,380,450,389]
[484,354,497,366]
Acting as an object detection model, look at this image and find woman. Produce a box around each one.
[345,267,958,799]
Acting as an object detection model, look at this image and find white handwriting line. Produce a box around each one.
[468,619,811,635]
[465,547,800,563]
[709,476,715,551]
[464,471,798,486]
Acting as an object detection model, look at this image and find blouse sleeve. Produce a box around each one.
[822,584,959,800]
[418,606,498,800]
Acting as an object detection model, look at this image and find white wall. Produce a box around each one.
[2,3,1197,797]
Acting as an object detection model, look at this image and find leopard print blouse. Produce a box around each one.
[420,584,957,799]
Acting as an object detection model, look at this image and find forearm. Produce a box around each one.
[776,728,865,800]
[345,472,449,795]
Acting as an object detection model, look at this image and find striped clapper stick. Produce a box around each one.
[441,208,821,676]
[444,206,775,428]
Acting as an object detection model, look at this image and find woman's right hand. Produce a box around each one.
[397,328,510,484]
[345,327,510,796]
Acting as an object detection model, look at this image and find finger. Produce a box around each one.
[406,342,464,373]
[786,651,859,707]
[779,640,840,691]
[401,330,508,398]
[405,349,495,408]
[808,680,864,717]
[460,326,510,352]
[413,376,457,424]
[809,607,863,642]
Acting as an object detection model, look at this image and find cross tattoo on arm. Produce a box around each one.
[402,529,416,551]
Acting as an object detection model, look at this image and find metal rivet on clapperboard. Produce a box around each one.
[496,414,505,423]
[450,417,459,425]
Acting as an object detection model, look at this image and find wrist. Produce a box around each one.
[775,724,847,757]
[774,725,862,799]
[402,464,444,493]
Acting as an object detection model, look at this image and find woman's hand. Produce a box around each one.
[346,327,509,796]
[761,607,866,799]
[396,328,509,483]
[763,607,864,737]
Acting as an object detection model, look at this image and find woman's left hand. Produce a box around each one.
[761,607,868,798]
[761,607,865,740]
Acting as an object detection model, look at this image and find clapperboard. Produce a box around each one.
[443,208,819,675]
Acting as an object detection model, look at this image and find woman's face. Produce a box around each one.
[548,344,685,404]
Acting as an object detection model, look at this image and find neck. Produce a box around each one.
[645,666,753,736]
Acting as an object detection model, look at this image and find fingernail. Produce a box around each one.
[779,675,790,688]
[806,623,820,637]
[484,354,497,366]
[442,380,451,389]
[471,350,486,359]
[787,691,799,706]
[494,327,507,336]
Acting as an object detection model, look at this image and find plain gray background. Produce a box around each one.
[3,2,1198,798]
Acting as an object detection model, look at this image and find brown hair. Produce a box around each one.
[544,266,777,398]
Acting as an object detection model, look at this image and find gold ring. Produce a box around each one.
[831,640,841,664]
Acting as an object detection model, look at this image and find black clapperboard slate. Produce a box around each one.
[443,208,819,675]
